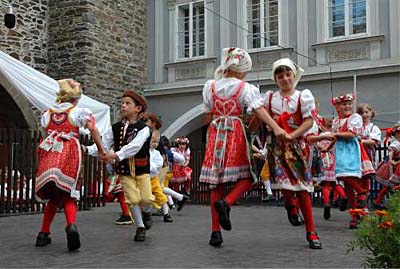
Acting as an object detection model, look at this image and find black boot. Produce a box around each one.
[339,197,348,211]
[214,199,231,231]
[323,206,331,220]
[177,195,189,212]
[306,231,322,249]
[66,224,81,251]
[209,231,223,247]
[285,205,304,226]
[142,212,153,230]
[35,232,51,247]
[134,227,146,242]
[163,213,173,223]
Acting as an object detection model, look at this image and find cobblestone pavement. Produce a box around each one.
[0,203,364,268]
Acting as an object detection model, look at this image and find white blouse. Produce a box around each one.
[262,89,315,118]
[389,140,400,151]
[332,113,362,135]
[41,102,94,129]
[202,78,263,114]
[361,122,382,142]
[150,148,164,177]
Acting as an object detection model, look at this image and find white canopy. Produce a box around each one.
[0,50,111,135]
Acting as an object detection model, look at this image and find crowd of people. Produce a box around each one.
[32,47,399,252]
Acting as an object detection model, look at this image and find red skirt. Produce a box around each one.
[360,143,375,177]
[170,165,192,183]
[199,119,253,185]
[35,138,81,202]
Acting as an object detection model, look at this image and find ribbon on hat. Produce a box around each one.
[331,93,355,106]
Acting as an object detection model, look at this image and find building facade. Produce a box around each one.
[145,0,400,145]
[0,0,148,128]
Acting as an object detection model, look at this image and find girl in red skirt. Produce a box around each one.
[263,58,322,249]
[170,137,192,196]
[35,79,106,251]
[199,47,287,247]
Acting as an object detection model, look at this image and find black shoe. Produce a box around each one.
[115,215,133,225]
[373,201,387,210]
[168,203,176,210]
[339,197,348,211]
[306,231,322,249]
[209,231,223,247]
[213,199,231,231]
[285,205,303,226]
[142,212,152,230]
[177,195,189,212]
[134,227,146,242]
[323,206,331,220]
[66,224,81,251]
[163,213,173,223]
[35,232,51,247]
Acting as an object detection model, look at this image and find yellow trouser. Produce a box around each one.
[120,173,155,207]
[164,172,173,188]
[260,160,270,182]
[158,166,168,187]
[151,176,168,207]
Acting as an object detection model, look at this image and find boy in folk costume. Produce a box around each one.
[35,79,106,251]
[199,47,288,247]
[328,94,374,229]
[86,90,155,241]
[262,58,322,249]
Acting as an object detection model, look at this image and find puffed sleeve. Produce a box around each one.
[347,113,362,134]
[241,83,263,113]
[262,90,273,111]
[300,89,316,118]
[40,110,50,128]
[72,107,96,128]
[202,80,214,113]
[370,125,382,142]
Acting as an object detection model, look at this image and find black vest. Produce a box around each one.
[112,120,151,176]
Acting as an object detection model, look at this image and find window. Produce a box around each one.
[246,0,279,49]
[328,0,367,38]
[177,1,205,59]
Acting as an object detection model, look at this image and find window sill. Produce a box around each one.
[312,34,384,48]
[247,46,289,54]
[165,56,217,67]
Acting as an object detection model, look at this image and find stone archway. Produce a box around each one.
[0,77,38,129]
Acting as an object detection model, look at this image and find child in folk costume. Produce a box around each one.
[148,130,174,222]
[329,94,375,229]
[357,103,382,210]
[374,123,400,207]
[263,58,322,249]
[252,140,274,202]
[306,121,347,220]
[35,79,106,251]
[159,136,189,211]
[199,47,288,247]
[170,137,192,196]
[86,90,155,242]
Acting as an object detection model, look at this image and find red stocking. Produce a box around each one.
[61,192,77,227]
[281,190,298,215]
[117,192,130,216]
[340,177,366,194]
[297,191,316,233]
[210,185,224,232]
[40,195,61,233]
[374,186,389,204]
[321,183,331,206]
[225,179,253,207]
[343,182,357,209]
[334,184,346,198]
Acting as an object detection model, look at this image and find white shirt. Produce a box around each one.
[150,148,164,177]
[263,89,315,118]
[87,122,151,161]
[332,114,362,135]
[361,122,381,142]
[202,78,263,114]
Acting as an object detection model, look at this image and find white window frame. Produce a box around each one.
[324,0,370,41]
[245,0,281,51]
[175,0,206,60]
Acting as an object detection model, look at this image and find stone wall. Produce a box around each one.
[0,0,48,73]
[48,0,148,111]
